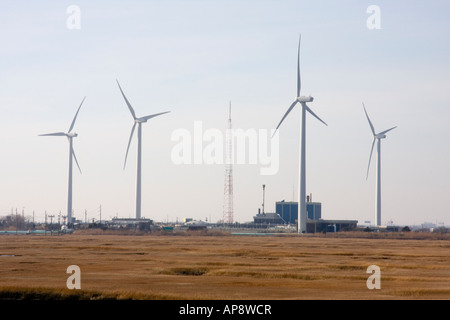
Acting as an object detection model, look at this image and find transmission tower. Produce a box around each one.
[222,102,234,224]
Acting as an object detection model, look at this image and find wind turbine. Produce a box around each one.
[39,97,85,226]
[116,80,170,220]
[363,103,397,227]
[273,35,327,234]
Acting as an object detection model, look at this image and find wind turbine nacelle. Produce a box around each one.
[136,118,148,124]
[376,134,386,139]
[67,132,78,137]
[297,96,314,103]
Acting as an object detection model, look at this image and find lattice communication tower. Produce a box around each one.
[222,102,234,224]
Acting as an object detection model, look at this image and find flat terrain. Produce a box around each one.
[0,232,449,299]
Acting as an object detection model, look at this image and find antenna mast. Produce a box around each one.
[223,102,234,224]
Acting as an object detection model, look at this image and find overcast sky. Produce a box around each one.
[1,0,449,226]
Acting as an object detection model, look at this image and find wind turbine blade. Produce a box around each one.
[378,126,397,136]
[72,146,82,174]
[305,104,327,126]
[273,100,298,137]
[116,80,137,120]
[297,34,301,97]
[363,103,376,136]
[39,132,67,137]
[366,138,376,180]
[123,122,136,169]
[68,96,86,133]
[139,111,171,122]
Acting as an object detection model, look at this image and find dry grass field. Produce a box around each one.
[0,231,449,300]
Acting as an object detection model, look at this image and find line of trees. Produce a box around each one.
[0,215,56,230]
[0,214,28,230]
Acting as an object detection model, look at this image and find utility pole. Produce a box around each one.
[48,215,54,235]
[262,184,266,215]
[99,205,102,225]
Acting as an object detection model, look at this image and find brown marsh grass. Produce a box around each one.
[0,232,449,300]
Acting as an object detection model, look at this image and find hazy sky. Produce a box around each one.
[1,0,449,226]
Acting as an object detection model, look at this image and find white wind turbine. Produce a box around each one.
[274,35,327,234]
[117,80,170,220]
[39,97,85,225]
[363,103,397,227]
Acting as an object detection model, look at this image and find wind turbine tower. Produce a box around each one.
[363,103,397,226]
[274,35,327,234]
[39,97,85,225]
[117,80,170,220]
[223,102,234,224]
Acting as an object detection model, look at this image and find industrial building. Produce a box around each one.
[108,218,153,230]
[253,196,358,233]
[253,212,285,225]
[254,196,322,227]
[276,199,322,224]
[306,219,358,233]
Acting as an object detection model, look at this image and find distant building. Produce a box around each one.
[275,199,322,225]
[252,197,358,233]
[111,218,152,225]
[306,219,358,233]
[184,220,208,231]
[253,197,321,226]
[109,218,153,230]
[253,212,284,225]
